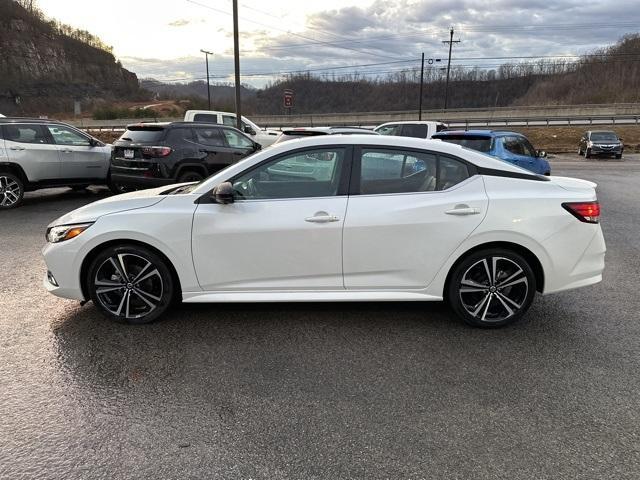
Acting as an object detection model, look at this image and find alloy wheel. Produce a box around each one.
[458,256,529,323]
[93,253,164,320]
[0,175,22,208]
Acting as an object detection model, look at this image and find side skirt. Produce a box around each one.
[182,290,443,303]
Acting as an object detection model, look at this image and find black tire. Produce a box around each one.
[447,248,536,328]
[0,172,25,209]
[615,153,622,159]
[585,148,591,159]
[578,147,583,156]
[177,170,204,183]
[86,244,174,324]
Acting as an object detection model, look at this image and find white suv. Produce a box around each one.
[0,118,117,209]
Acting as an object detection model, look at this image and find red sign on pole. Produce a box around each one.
[283,89,294,109]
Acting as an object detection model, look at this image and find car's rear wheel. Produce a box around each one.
[177,170,204,183]
[0,173,24,209]
[447,249,536,328]
[87,245,174,324]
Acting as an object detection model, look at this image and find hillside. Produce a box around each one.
[0,0,142,116]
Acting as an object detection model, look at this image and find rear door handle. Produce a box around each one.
[60,149,73,153]
[9,146,25,151]
[305,212,340,223]
[445,206,480,216]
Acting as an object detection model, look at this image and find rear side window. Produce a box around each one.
[401,124,428,138]
[194,127,224,147]
[120,127,165,143]
[436,135,492,153]
[359,149,469,195]
[2,124,49,144]
[193,114,219,123]
[166,127,194,143]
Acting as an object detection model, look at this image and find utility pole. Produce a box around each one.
[442,27,460,110]
[200,49,213,110]
[232,0,242,131]
[419,52,424,120]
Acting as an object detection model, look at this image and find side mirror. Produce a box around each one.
[537,150,547,158]
[244,126,256,135]
[89,138,98,147]
[254,142,262,151]
[213,181,234,204]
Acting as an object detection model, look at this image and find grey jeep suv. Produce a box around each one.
[0,118,117,209]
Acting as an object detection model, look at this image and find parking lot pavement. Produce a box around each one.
[1,163,639,480]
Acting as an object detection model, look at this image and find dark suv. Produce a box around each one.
[578,130,623,159]
[110,122,261,189]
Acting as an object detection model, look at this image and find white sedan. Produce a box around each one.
[42,135,605,327]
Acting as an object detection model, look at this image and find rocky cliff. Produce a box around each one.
[0,0,142,115]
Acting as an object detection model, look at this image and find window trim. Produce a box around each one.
[350,145,478,196]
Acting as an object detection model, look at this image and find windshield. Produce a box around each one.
[436,135,493,153]
[591,132,618,142]
[119,127,165,143]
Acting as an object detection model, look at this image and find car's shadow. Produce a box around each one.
[48,298,581,395]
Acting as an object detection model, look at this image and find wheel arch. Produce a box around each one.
[175,163,208,179]
[0,162,29,185]
[80,239,183,303]
[443,241,545,297]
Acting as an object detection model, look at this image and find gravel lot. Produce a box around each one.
[1,161,639,479]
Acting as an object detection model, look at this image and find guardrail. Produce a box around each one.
[70,103,640,132]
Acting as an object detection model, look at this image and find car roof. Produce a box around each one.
[433,129,522,138]
[126,121,241,130]
[0,117,68,125]
[281,127,377,135]
[376,121,447,126]
[193,134,530,194]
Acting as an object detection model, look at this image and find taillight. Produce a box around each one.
[142,146,172,157]
[562,201,600,223]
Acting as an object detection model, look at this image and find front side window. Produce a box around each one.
[46,125,91,146]
[232,148,345,200]
[223,129,254,149]
[401,124,428,138]
[194,127,224,147]
[359,149,469,194]
[3,124,49,144]
[503,136,525,155]
[375,124,402,136]
[520,138,536,157]
[222,115,247,130]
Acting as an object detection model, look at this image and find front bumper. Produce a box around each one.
[589,145,623,155]
[42,242,86,301]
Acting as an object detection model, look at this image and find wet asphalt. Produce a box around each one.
[1,158,639,479]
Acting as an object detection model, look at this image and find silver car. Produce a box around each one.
[0,118,118,209]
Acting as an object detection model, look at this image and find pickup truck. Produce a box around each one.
[183,110,279,147]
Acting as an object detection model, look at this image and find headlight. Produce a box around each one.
[46,223,93,243]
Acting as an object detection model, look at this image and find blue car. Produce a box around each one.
[432,130,551,175]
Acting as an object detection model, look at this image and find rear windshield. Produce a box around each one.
[119,126,165,143]
[273,131,325,144]
[193,113,219,123]
[591,132,618,142]
[436,135,493,153]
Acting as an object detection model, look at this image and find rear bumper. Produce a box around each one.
[110,172,174,188]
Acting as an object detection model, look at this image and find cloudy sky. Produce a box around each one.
[37,0,640,86]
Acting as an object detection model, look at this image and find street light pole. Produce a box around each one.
[232,0,242,131]
[200,49,213,110]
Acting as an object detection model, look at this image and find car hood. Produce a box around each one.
[48,186,170,227]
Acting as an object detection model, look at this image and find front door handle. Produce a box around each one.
[9,146,25,151]
[60,149,73,153]
[305,212,340,223]
[445,205,480,216]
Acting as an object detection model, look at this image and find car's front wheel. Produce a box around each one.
[447,249,536,328]
[0,173,25,209]
[87,244,174,324]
